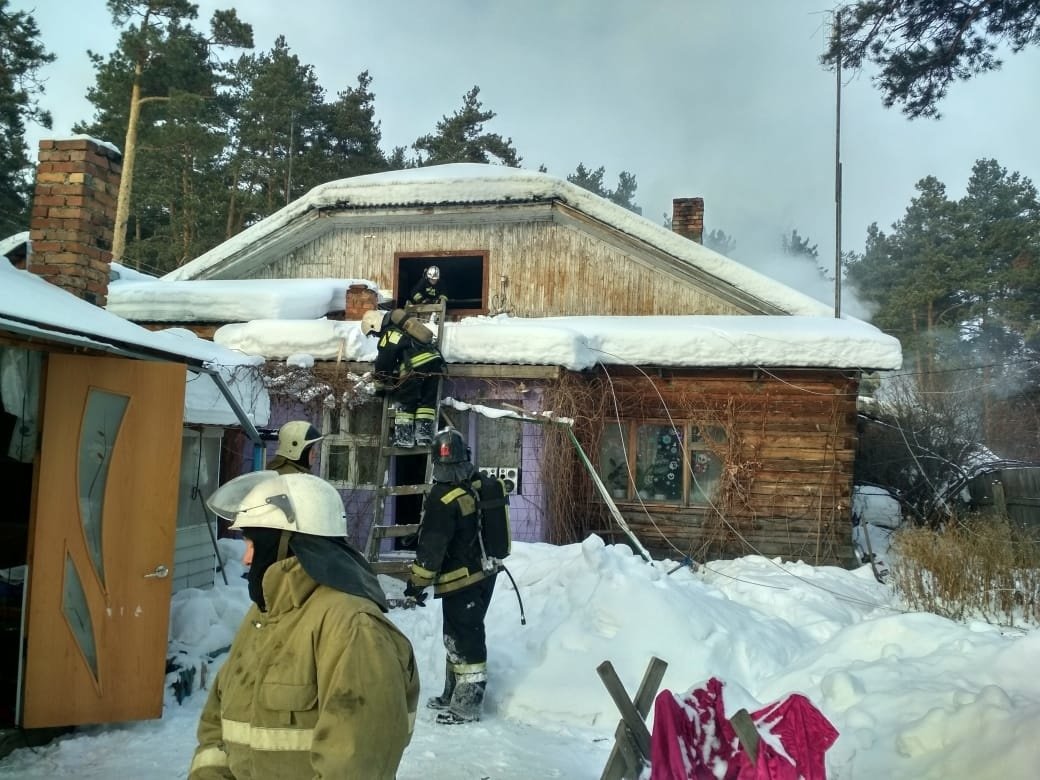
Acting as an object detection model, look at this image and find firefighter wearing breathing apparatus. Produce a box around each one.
[189,471,419,779]
[404,427,498,724]
[360,308,444,448]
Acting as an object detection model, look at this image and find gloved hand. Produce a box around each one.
[403,580,428,606]
[371,382,389,398]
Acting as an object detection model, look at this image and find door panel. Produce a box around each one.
[21,354,186,727]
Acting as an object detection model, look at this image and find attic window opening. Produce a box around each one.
[395,251,489,317]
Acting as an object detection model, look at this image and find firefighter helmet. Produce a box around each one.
[425,265,441,283]
[275,421,323,461]
[432,428,468,465]
[361,309,384,336]
[206,471,347,537]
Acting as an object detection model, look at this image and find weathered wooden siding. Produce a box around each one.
[967,466,1040,530]
[560,369,860,566]
[256,209,748,317]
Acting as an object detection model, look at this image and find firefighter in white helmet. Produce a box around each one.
[189,471,419,779]
[407,265,448,306]
[268,420,324,475]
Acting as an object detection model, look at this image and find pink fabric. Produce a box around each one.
[649,678,838,780]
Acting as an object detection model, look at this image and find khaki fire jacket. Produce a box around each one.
[189,558,419,779]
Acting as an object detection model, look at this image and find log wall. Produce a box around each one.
[565,369,861,566]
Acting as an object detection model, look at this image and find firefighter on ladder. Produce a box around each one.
[360,309,444,448]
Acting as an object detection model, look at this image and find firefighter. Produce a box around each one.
[266,420,323,474]
[408,265,448,306]
[189,471,419,779]
[360,309,444,448]
[404,428,498,724]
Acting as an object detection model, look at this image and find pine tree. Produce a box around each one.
[822,1,1040,119]
[314,70,389,181]
[0,0,54,234]
[567,164,642,214]
[223,36,324,231]
[847,176,974,383]
[704,228,736,256]
[91,0,253,263]
[413,86,521,167]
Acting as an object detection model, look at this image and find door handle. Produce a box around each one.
[144,564,170,579]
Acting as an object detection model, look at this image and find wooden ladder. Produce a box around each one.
[363,301,448,578]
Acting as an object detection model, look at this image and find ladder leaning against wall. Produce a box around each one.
[363,300,448,577]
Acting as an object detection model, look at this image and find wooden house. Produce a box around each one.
[148,164,901,568]
[0,138,267,732]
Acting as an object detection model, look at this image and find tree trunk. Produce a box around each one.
[112,62,144,265]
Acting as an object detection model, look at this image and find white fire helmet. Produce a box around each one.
[275,421,323,460]
[361,310,384,336]
[206,471,348,537]
[425,265,441,283]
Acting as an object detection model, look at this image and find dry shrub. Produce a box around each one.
[890,514,1040,626]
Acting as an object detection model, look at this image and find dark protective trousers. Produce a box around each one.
[440,574,497,719]
[392,373,440,421]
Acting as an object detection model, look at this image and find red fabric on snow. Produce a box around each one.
[648,677,838,780]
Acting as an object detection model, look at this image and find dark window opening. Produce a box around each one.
[395,252,488,317]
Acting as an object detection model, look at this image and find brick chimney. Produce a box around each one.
[28,138,122,307]
[671,197,704,244]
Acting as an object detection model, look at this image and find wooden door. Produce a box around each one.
[21,354,186,727]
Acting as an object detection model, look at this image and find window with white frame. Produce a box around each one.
[598,421,725,506]
[322,401,383,488]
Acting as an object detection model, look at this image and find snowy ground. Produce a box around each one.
[0,535,1037,779]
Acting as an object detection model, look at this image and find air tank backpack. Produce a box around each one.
[389,307,434,345]
[472,475,511,572]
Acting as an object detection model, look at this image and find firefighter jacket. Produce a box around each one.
[189,557,419,780]
[408,279,447,305]
[410,479,490,597]
[265,455,309,475]
[373,324,443,384]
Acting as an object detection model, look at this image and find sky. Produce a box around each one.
[15,0,1040,274]
[0,531,1037,779]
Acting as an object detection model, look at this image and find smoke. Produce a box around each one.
[715,225,878,321]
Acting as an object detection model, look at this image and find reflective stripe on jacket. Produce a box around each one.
[410,482,489,597]
[374,326,443,381]
[189,558,419,779]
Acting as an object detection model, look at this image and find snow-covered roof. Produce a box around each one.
[0,262,269,426]
[162,164,835,317]
[107,277,376,322]
[214,313,903,371]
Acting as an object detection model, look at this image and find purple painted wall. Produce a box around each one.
[226,381,551,550]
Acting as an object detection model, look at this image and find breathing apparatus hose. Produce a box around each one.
[499,563,526,626]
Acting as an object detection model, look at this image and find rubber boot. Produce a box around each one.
[393,420,415,448]
[414,419,435,446]
[436,664,486,724]
[426,661,456,710]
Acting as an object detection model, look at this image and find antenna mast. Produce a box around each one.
[833,9,843,318]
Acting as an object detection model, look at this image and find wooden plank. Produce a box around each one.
[596,661,653,773]
[601,657,668,780]
[730,709,760,764]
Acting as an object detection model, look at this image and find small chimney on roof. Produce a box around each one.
[671,197,704,244]
[28,137,122,307]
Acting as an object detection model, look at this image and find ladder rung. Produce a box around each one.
[384,445,433,455]
[381,484,430,497]
[405,303,445,314]
[371,560,414,578]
